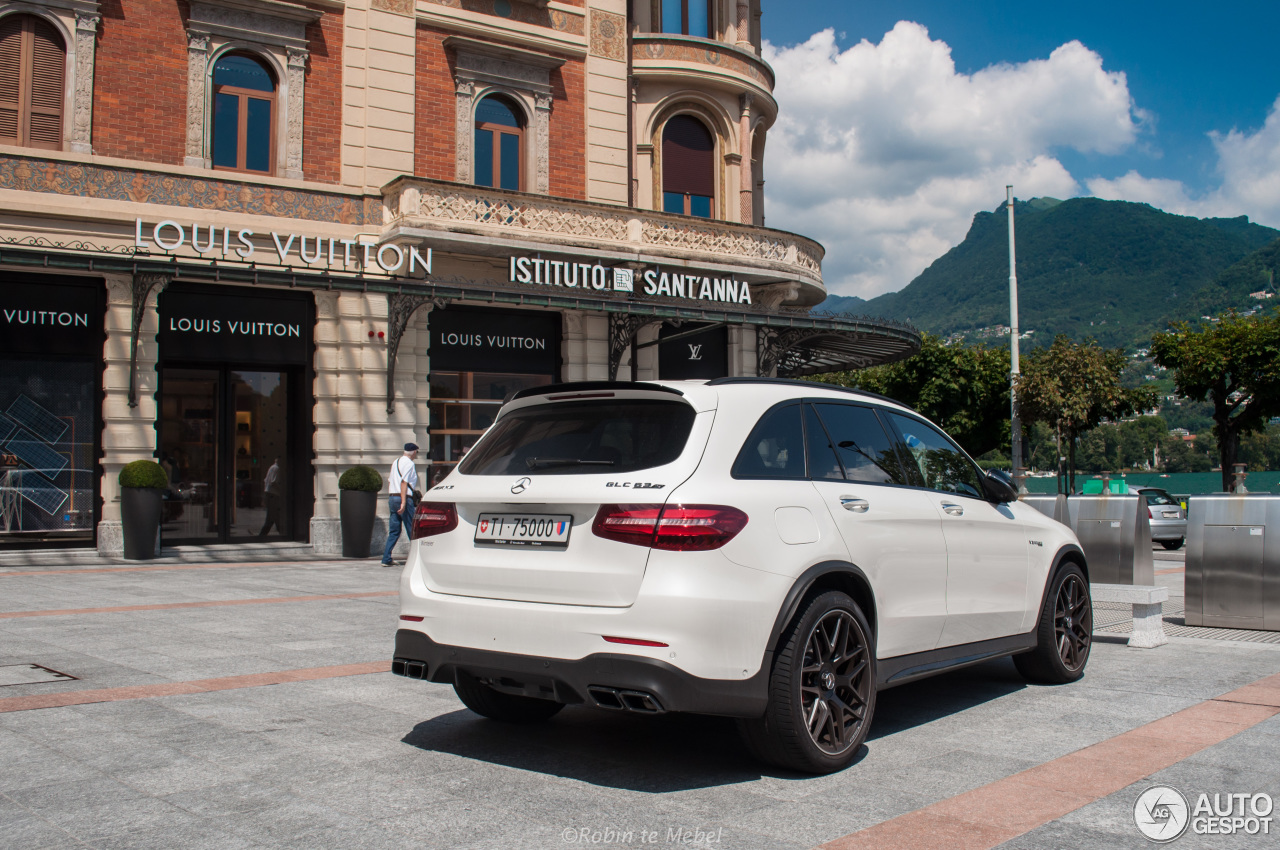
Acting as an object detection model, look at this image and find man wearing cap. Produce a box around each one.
[382,443,420,567]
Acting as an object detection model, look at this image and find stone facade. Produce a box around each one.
[0,0,831,557]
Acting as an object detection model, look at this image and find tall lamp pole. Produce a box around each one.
[1007,186,1024,494]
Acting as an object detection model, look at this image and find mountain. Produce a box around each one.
[836,197,1280,350]
[816,293,867,314]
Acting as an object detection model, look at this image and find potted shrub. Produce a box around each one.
[119,460,168,560]
[339,465,383,558]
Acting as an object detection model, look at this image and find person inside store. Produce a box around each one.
[383,443,420,567]
[259,457,283,537]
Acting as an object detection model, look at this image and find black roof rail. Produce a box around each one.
[507,381,685,403]
[704,377,917,412]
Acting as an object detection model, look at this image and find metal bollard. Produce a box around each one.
[1185,494,1280,630]
[1022,493,1069,525]
[1064,494,1155,585]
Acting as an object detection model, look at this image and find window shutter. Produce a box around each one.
[662,115,715,198]
[0,16,20,144]
[26,17,63,149]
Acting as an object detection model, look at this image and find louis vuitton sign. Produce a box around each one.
[134,218,431,275]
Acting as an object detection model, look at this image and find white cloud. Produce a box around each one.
[1087,97,1280,228]
[763,23,1144,299]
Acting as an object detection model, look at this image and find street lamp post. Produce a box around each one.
[1007,186,1024,493]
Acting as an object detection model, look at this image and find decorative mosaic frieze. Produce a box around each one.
[633,36,773,89]
[371,0,414,14]
[0,154,378,225]
[589,9,625,61]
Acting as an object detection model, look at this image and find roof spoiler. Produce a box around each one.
[506,381,685,404]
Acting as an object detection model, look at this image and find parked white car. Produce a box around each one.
[393,379,1092,773]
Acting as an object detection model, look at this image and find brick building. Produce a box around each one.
[0,0,919,554]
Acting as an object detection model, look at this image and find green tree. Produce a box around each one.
[1239,423,1280,471]
[1162,437,1213,473]
[810,334,1012,458]
[1150,311,1280,490]
[1015,336,1157,493]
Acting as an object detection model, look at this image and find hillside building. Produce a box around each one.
[0,0,918,554]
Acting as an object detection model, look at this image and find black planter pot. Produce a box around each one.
[340,489,379,558]
[121,487,163,560]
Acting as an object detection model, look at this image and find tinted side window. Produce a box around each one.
[732,403,805,479]
[812,403,909,485]
[804,404,844,481]
[884,412,984,498]
[459,400,695,475]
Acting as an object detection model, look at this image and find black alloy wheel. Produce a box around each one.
[801,608,873,755]
[1053,570,1092,673]
[739,590,877,774]
[1160,538,1185,551]
[1015,563,1092,684]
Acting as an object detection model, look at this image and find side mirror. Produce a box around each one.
[983,470,1018,504]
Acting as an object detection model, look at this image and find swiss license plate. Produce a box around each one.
[475,514,573,547]
[1163,511,1180,518]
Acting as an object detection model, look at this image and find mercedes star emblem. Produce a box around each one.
[511,477,531,494]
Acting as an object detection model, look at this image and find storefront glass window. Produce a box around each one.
[0,361,96,542]
[427,371,552,484]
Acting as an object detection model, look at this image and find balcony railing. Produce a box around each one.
[382,177,823,288]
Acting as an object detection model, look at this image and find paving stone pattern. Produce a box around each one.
[1,556,1279,848]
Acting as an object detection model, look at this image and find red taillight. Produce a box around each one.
[592,504,748,551]
[1147,507,1153,518]
[410,502,457,539]
[399,615,424,622]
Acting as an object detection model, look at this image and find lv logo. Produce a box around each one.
[688,344,703,361]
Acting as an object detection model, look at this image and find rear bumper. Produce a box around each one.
[1149,518,1187,541]
[393,629,770,718]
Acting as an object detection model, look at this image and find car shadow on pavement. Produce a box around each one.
[866,657,1027,741]
[398,658,1028,790]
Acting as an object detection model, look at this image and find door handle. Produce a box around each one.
[941,502,964,516]
[840,497,869,513]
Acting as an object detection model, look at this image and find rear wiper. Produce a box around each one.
[524,457,616,470]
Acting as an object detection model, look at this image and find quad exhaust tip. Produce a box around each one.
[392,658,429,680]
[587,685,665,713]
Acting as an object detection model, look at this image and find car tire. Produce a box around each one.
[739,590,876,775]
[453,672,564,723]
[1014,563,1092,684]
[1160,538,1184,551]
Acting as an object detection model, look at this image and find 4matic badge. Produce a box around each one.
[605,481,665,490]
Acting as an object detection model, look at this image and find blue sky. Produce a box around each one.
[761,1,1280,298]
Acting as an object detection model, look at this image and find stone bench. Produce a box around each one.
[1091,583,1169,648]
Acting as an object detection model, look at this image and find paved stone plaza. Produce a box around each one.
[2,550,1279,849]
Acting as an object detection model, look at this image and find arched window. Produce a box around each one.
[662,114,714,218]
[661,0,709,37]
[211,52,276,175]
[474,95,524,191]
[0,14,65,150]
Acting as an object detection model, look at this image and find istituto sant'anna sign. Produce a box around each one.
[132,218,756,306]
[508,256,753,305]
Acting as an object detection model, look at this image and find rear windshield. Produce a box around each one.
[1142,490,1175,506]
[458,399,697,475]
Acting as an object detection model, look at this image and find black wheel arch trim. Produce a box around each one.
[766,560,878,656]
[1039,543,1089,616]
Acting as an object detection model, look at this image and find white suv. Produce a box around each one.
[393,379,1092,774]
